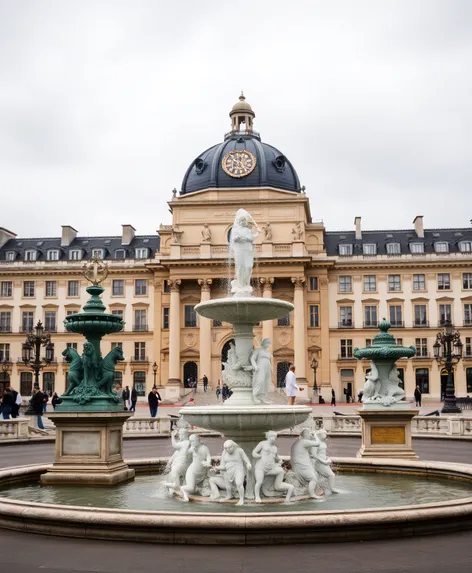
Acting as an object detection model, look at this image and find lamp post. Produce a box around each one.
[433,319,463,414]
[311,357,319,393]
[152,362,158,389]
[22,320,54,389]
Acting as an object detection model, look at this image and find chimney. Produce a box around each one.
[121,224,136,246]
[413,216,424,238]
[0,227,16,249]
[354,216,362,240]
[61,225,78,247]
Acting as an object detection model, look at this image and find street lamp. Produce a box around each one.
[433,319,463,414]
[311,357,319,392]
[22,320,53,389]
[152,362,158,389]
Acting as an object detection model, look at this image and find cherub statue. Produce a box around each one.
[180,434,212,502]
[250,338,272,404]
[313,429,339,494]
[262,222,272,241]
[201,223,211,242]
[362,361,381,401]
[209,440,252,506]
[290,428,323,499]
[252,431,294,503]
[222,342,253,388]
[164,427,192,493]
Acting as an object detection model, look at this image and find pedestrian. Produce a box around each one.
[285,364,300,406]
[52,392,62,410]
[10,387,21,418]
[147,387,161,418]
[193,378,197,394]
[1,387,14,419]
[414,385,422,407]
[203,375,208,393]
[122,386,130,410]
[222,383,230,402]
[30,386,45,430]
[42,391,49,412]
[216,382,221,401]
[130,387,138,412]
[114,383,123,402]
[331,388,336,407]
[358,390,364,403]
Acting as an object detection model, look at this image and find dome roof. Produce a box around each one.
[180,95,301,196]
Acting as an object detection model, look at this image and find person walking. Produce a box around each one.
[216,383,221,401]
[1,387,14,419]
[122,386,130,410]
[222,383,230,402]
[285,364,299,406]
[130,387,138,412]
[330,388,336,407]
[52,392,61,410]
[42,391,49,412]
[203,375,208,393]
[10,387,21,418]
[148,387,161,418]
[30,386,45,430]
[414,385,422,407]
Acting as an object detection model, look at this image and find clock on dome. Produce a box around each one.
[222,150,257,178]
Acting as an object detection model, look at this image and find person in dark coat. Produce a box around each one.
[130,387,138,412]
[52,392,62,410]
[203,375,208,393]
[147,387,162,417]
[10,387,20,418]
[414,386,422,407]
[122,386,130,410]
[331,388,336,407]
[30,386,45,429]
[1,387,14,419]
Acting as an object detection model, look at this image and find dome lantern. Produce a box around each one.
[229,92,255,134]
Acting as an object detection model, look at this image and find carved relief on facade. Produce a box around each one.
[184,333,197,348]
[291,277,306,289]
[278,330,291,347]
[167,279,181,292]
[198,278,212,292]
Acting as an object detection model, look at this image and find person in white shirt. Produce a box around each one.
[285,364,299,405]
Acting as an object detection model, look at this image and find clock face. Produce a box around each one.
[222,150,257,178]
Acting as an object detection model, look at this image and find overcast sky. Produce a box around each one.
[1,0,471,238]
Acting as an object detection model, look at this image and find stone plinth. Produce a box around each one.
[40,411,135,485]
[357,407,419,460]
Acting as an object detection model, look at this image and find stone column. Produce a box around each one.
[168,279,182,386]
[198,279,212,386]
[292,277,307,394]
[260,277,275,343]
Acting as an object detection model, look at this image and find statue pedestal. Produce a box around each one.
[40,411,135,485]
[357,406,419,460]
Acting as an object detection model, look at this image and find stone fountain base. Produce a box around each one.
[40,411,135,485]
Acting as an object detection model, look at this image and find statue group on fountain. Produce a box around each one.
[361,361,406,406]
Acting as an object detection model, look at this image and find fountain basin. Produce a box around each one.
[0,458,472,544]
[195,297,294,324]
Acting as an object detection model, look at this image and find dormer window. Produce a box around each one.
[5,251,15,261]
[459,240,472,253]
[135,248,149,259]
[363,243,377,255]
[339,244,353,256]
[69,250,83,261]
[410,242,424,254]
[91,248,104,259]
[115,249,126,260]
[24,250,37,261]
[434,242,449,253]
[47,250,60,261]
[386,243,401,255]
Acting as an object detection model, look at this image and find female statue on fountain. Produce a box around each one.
[250,338,273,404]
[229,208,261,297]
[252,431,294,503]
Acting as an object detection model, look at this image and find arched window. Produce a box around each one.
[20,372,33,396]
[183,362,198,388]
[43,372,55,393]
[133,371,146,396]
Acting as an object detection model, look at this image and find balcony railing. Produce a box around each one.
[0,326,12,333]
[363,322,379,329]
[132,325,149,332]
[413,321,429,328]
[338,321,353,328]
[463,320,472,327]
[438,319,452,327]
[130,356,149,363]
[338,354,354,360]
[19,326,34,333]
[389,321,404,328]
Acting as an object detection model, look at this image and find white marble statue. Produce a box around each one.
[222,342,253,388]
[313,429,339,494]
[291,221,303,241]
[180,434,212,502]
[290,428,323,499]
[362,361,406,406]
[250,338,272,404]
[263,222,272,241]
[164,427,192,492]
[252,431,294,503]
[209,440,252,506]
[229,208,261,297]
[201,223,211,242]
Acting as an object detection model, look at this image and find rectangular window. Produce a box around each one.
[340,339,353,358]
[135,279,147,296]
[6,251,15,261]
[309,305,319,328]
[388,275,401,292]
[414,304,428,326]
[339,276,352,293]
[339,244,353,256]
[464,304,472,326]
[415,368,430,393]
[114,249,126,260]
[0,312,11,333]
[47,250,59,261]
[111,342,122,350]
[25,250,37,261]
[91,249,104,259]
[465,337,472,357]
[69,250,82,261]
[43,372,55,393]
[66,342,78,350]
[460,241,472,253]
[23,281,35,297]
[277,314,291,326]
[363,243,377,255]
[184,305,197,327]
[44,311,57,332]
[386,243,401,255]
[437,273,451,290]
[134,309,147,331]
[163,307,169,329]
[339,306,352,327]
[45,281,56,297]
[415,338,428,357]
[366,339,372,347]
[112,280,124,296]
[434,242,449,253]
[410,243,424,254]
[439,304,452,325]
[68,280,79,297]
[463,273,472,290]
[133,371,146,396]
[309,277,319,291]
[134,342,146,361]
[396,338,403,346]
[0,343,10,361]
[389,305,403,326]
[66,310,77,316]
[413,274,426,291]
[363,275,376,292]
[0,281,12,297]
[111,309,124,319]
[364,305,378,327]
[467,368,472,393]
[163,280,170,293]
[135,248,149,259]
[21,311,34,332]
